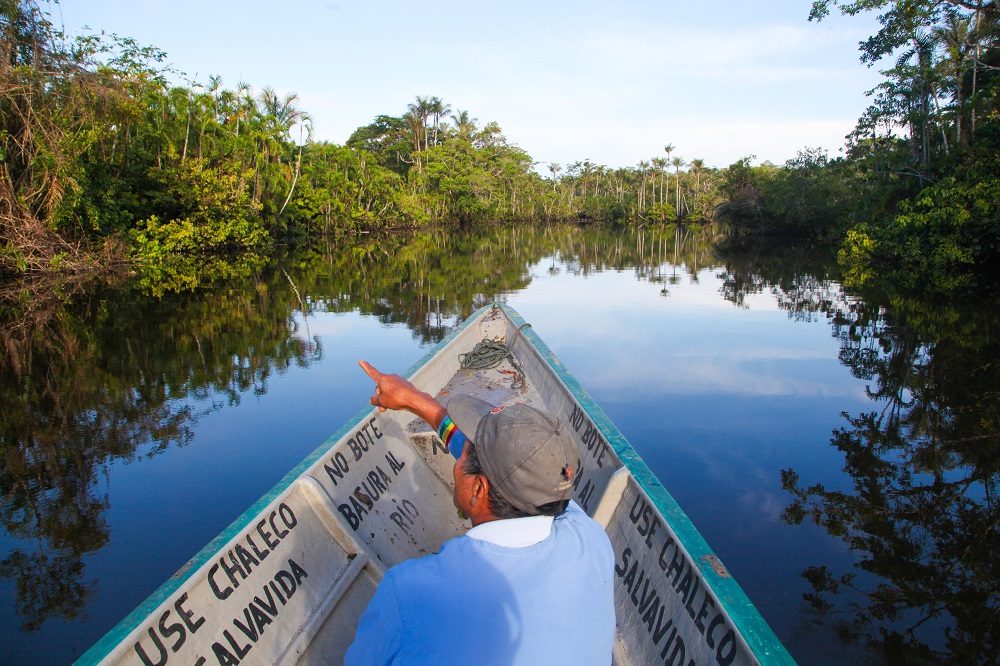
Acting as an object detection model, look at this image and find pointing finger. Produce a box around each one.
[358,360,383,382]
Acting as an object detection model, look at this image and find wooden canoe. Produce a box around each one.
[77,304,795,665]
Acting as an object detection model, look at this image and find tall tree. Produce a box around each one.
[451,109,477,139]
[428,96,451,146]
[671,156,686,218]
[408,96,432,150]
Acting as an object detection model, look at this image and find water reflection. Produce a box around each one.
[0,224,995,664]
[789,301,998,662]
[275,224,722,345]
[0,223,712,637]
[719,240,1000,663]
[0,269,321,632]
[0,226,705,631]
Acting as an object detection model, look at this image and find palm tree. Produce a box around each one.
[933,12,975,147]
[278,112,312,217]
[671,156,686,218]
[451,109,477,139]
[689,159,704,193]
[428,96,451,146]
[689,158,705,217]
[207,75,223,119]
[180,80,198,162]
[638,160,649,213]
[197,77,224,159]
[547,162,562,190]
[581,159,595,196]
[234,81,252,139]
[403,111,424,154]
[259,88,302,135]
[408,96,432,150]
[402,111,425,175]
[651,157,667,205]
[252,87,304,212]
[662,145,675,209]
[892,33,937,167]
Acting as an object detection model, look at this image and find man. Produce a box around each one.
[346,360,615,665]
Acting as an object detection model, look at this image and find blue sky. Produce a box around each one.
[56,0,884,169]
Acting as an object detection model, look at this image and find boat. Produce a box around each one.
[77,303,795,665]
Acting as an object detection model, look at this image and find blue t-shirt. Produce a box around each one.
[346,502,615,665]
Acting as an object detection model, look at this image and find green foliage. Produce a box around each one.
[3,4,730,276]
[129,159,267,260]
[297,142,413,228]
[0,0,161,273]
[838,227,877,286]
[29,1,996,282]
[717,157,771,227]
[718,150,871,238]
[131,214,267,256]
[422,140,500,224]
[346,114,412,175]
[842,171,1000,291]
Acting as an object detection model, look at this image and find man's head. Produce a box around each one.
[447,396,577,521]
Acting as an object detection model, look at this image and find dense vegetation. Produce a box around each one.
[720,0,1000,295]
[3,0,997,297]
[0,0,724,280]
[4,2,996,661]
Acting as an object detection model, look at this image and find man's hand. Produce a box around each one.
[358,360,422,413]
[358,360,446,428]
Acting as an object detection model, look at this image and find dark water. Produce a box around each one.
[1,224,997,664]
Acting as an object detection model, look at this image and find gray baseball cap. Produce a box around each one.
[446,395,577,515]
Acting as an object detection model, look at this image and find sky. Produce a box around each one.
[54,0,885,170]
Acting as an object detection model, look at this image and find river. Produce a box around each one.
[1,223,996,664]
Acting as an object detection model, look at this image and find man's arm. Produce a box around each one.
[358,360,446,429]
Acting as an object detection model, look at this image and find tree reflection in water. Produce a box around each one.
[0,223,713,635]
[0,225,707,631]
[718,238,999,663]
[7,224,995,663]
[0,266,320,631]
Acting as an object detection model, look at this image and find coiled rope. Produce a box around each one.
[458,323,532,390]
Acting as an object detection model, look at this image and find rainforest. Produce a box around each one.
[1,0,996,300]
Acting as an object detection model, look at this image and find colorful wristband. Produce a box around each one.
[437,415,467,459]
